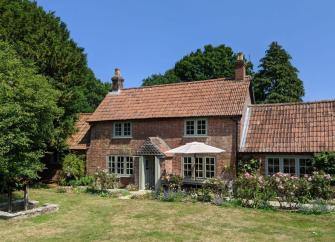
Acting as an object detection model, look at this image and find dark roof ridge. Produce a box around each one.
[248,99,335,108]
[121,78,250,91]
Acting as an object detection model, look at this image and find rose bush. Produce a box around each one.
[234,173,274,208]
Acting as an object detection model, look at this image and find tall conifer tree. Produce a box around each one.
[253,42,304,103]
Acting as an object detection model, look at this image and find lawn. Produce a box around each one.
[0,188,335,242]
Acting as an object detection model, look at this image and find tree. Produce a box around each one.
[0,41,62,211]
[253,42,305,103]
[62,154,85,180]
[0,0,109,150]
[142,44,253,86]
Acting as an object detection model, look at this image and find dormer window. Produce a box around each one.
[113,122,132,138]
[184,119,207,136]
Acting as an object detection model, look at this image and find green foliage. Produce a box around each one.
[142,44,253,86]
[308,171,333,200]
[0,0,109,149]
[0,41,62,205]
[154,190,188,202]
[269,173,310,208]
[203,178,229,198]
[253,42,305,103]
[62,154,85,180]
[238,159,260,175]
[93,169,120,191]
[161,174,183,191]
[67,176,95,187]
[298,200,334,215]
[235,173,274,208]
[313,152,335,175]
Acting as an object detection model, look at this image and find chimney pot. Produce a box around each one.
[111,67,124,92]
[235,52,246,80]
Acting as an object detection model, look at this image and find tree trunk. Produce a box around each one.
[24,184,29,211]
[8,190,12,213]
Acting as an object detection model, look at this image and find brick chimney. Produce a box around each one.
[111,68,124,92]
[235,52,245,80]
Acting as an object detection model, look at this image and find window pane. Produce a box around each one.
[283,158,295,175]
[114,123,122,136]
[117,156,124,174]
[268,158,280,175]
[108,156,112,174]
[183,157,192,178]
[195,157,203,178]
[123,123,131,136]
[186,121,195,135]
[299,158,312,175]
[111,156,115,173]
[205,157,215,178]
[197,120,207,135]
[126,156,133,175]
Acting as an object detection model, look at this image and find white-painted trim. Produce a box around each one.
[112,121,132,138]
[154,156,161,191]
[184,118,208,136]
[265,155,312,176]
[139,156,145,190]
[106,155,134,177]
[240,106,251,149]
[181,156,216,180]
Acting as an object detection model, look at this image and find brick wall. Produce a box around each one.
[86,117,238,186]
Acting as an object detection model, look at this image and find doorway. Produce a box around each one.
[144,156,155,189]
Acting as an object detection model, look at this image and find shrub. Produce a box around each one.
[308,171,333,200]
[238,159,260,175]
[126,183,138,191]
[313,152,335,175]
[269,173,310,208]
[161,174,183,191]
[66,176,95,187]
[196,187,212,202]
[93,169,119,191]
[203,178,229,198]
[156,190,187,202]
[235,173,274,208]
[62,154,85,180]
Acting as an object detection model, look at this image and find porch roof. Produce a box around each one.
[137,137,171,157]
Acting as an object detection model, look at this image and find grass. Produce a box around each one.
[0,188,335,241]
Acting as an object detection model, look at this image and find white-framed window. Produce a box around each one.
[184,119,207,136]
[107,155,134,176]
[183,157,192,178]
[113,122,132,138]
[182,156,215,179]
[265,156,312,176]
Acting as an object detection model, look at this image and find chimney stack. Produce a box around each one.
[111,68,124,92]
[235,52,246,80]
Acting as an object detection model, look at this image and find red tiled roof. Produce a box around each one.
[88,79,251,122]
[240,100,335,153]
[67,113,91,150]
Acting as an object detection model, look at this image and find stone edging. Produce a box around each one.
[0,203,59,220]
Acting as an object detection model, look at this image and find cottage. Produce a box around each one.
[67,56,335,189]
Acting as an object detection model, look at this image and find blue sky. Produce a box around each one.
[36,0,335,101]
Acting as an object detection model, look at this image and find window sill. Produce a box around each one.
[112,136,133,139]
[116,174,133,178]
[183,135,208,138]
